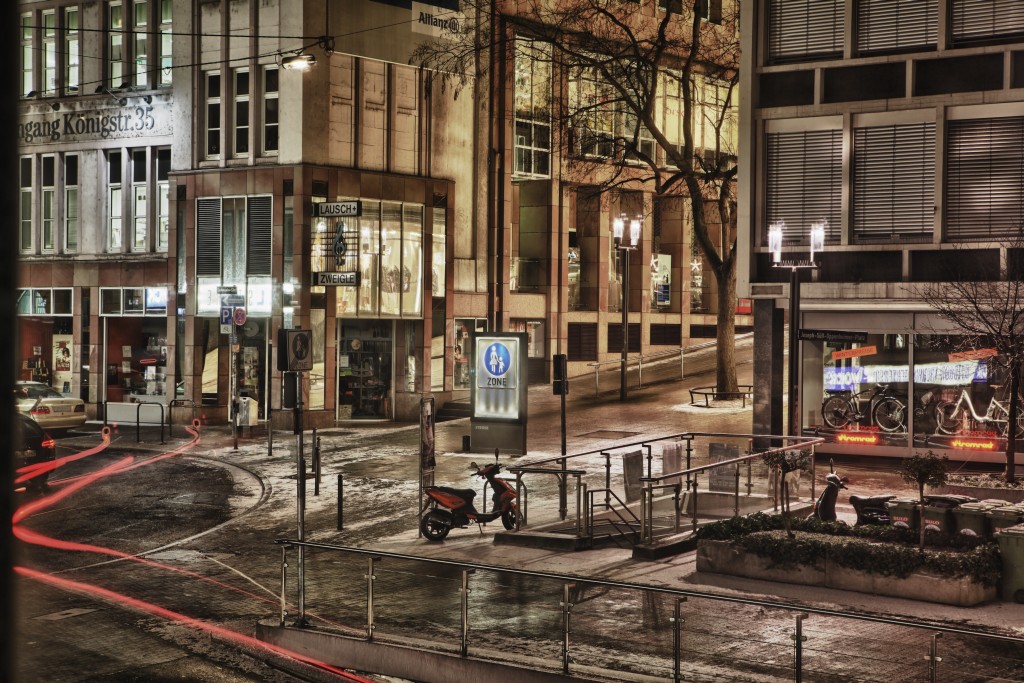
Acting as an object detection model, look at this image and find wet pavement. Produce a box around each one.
[12,337,1024,682]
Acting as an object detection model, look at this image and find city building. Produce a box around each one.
[739,0,1024,461]
[17,0,743,427]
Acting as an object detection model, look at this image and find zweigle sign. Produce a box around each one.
[474,336,521,420]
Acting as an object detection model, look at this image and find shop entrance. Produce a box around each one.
[237,318,269,419]
[338,320,393,419]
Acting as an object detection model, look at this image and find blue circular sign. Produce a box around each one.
[484,343,511,377]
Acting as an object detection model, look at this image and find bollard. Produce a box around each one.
[314,435,322,496]
[337,474,344,531]
[462,435,471,452]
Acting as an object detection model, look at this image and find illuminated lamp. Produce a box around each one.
[281,53,316,71]
[140,358,158,365]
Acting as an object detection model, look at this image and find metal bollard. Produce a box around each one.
[314,435,321,496]
[279,544,288,627]
[672,597,687,682]
[460,569,475,656]
[793,613,808,683]
[561,582,576,674]
[927,633,942,683]
[337,474,344,531]
[365,556,380,641]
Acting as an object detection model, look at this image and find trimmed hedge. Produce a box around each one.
[696,513,1002,587]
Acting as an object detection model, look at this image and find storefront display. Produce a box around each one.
[338,320,392,419]
[100,287,171,418]
[454,318,486,390]
[17,288,76,396]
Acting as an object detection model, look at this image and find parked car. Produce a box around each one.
[15,412,56,493]
[15,381,87,431]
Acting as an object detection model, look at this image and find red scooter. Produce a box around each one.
[421,453,518,541]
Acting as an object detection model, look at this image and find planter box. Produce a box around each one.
[696,540,997,606]
[929,484,1024,505]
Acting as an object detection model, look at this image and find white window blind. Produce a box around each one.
[768,0,843,63]
[766,130,843,244]
[246,196,272,275]
[853,122,935,243]
[856,0,937,54]
[196,197,222,276]
[951,0,1024,45]
[946,118,1024,240]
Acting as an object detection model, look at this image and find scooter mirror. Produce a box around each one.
[469,462,478,470]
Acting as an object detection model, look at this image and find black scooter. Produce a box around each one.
[808,472,847,522]
[849,493,894,526]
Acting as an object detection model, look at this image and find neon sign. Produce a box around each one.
[950,439,996,451]
[837,433,880,445]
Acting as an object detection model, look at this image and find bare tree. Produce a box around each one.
[413,0,741,393]
[914,231,1024,483]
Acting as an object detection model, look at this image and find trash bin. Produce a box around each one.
[886,497,921,530]
[953,501,1002,539]
[236,396,258,427]
[988,505,1024,536]
[921,494,976,538]
[995,523,1024,604]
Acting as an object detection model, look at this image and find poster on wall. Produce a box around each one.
[53,335,73,393]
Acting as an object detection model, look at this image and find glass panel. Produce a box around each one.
[431,208,446,297]
[101,288,122,315]
[52,288,73,315]
[402,206,422,316]
[123,288,145,314]
[358,201,380,316]
[310,309,326,410]
[380,203,402,316]
[33,289,52,315]
[133,186,147,250]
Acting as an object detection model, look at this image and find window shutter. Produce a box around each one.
[856,0,937,55]
[766,130,842,245]
[568,323,598,361]
[853,122,935,243]
[946,118,1024,240]
[196,197,222,277]
[246,195,272,275]
[768,0,843,63]
[951,0,1024,45]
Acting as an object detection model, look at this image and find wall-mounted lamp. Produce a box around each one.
[281,53,316,71]
[49,102,61,111]
[104,88,127,105]
[142,95,152,104]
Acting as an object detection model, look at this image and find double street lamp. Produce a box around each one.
[769,220,825,437]
[613,213,642,402]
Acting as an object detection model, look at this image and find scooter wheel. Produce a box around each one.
[421,510,452,541]
[501,507,517,531]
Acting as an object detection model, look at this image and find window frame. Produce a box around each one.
[64,154,79,253]
[205,71,222,159]
[20,157,33,253]
[41,155,56,253]
[262,66,279,155]
[233,69,250,157]
[21,13,33,98]
[42,10,57,96]
[64,6,80,95]
[108,150,124,252]
[131,148,149,252]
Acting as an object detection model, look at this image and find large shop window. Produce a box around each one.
[811,334,909,447]
[100,287,170,404]
[768,0,843,64]
[17,288,76,395]
[853,122,935,243]
[513,37,552,178]
[195,196,274,315]
[331,200,424,319]
[946,117,1024,240]
[765,129,842,246]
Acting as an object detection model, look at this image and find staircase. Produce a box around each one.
[436,397,472,422]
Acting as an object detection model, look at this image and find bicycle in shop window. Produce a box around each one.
[935,386,1024,437]
[821,383,907,433]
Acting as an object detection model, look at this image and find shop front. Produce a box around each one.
[17,288,80,398]
[798,312,1021,462]
[99,286,172,424]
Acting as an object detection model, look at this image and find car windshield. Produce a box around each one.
[21,384,63,400]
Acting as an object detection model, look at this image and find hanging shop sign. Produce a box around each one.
[831,346,877,361]
[313,201,361,218]
[949,348,998,362]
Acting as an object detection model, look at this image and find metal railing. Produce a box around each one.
[509,431,823,546]
[271,541,1024,683]
[584,332,754,395]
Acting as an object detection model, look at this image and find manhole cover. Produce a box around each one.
[577,430,641,440]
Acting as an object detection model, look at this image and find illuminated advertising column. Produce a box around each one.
[470,332,528,454]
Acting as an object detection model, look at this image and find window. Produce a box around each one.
[65,155,79,252]
[246,196,272,275]
[402,204,423,316]
[133,0,148,88]
[695,77,737,165]
[131,149,148,251]
[41,156,55,252]
[206,72,221,158]
[109,151,123,251]
[196,198,222,278]
[567,323,598,362]
[951,0,1024,47]
[513,38,551,177]
[108,2,124,88]
[768,0,843,64]
[234,70,250,156]
[156,149,170,250]
[700,0,723,23]
[855,0,937,55]
[42,11,57,96]
[570,64,655,163]
[65,7,80,95]
[765,129,842,245]
[20,158,32,253]
[659,0,682,15]
[431,207,446,297]
[946,117,1024,240]
[263,67,279,154]
[21,14,33,97]
[158,0,171,86]
[853,122,935,243]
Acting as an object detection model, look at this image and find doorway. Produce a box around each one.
[338,320,393,419]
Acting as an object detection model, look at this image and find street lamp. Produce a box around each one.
[613,213,642,402]
[769,220,825,437]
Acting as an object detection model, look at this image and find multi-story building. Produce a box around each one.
[739,0,1024,461]
[18,0,742,427]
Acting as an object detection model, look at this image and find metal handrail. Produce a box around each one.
[135,401,165,443]
[273,539,1024,645]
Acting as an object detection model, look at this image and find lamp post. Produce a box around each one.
[769,220,825,437]
[613,213,642,402]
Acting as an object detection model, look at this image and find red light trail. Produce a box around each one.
[13,424,367,681]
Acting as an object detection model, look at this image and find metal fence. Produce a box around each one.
[274,542,1024,682]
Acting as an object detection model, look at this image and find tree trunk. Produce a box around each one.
[714,259,738,394]
[1007,365,1020,484]
[918,485,926,550]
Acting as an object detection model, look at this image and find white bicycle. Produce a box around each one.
[935,387,1024,437]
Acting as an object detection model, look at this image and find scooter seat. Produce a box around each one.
[849,495,895,505]
[436,486,476,500]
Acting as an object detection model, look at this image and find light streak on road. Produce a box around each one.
[15,566,375,683]
[15,426,112,485]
